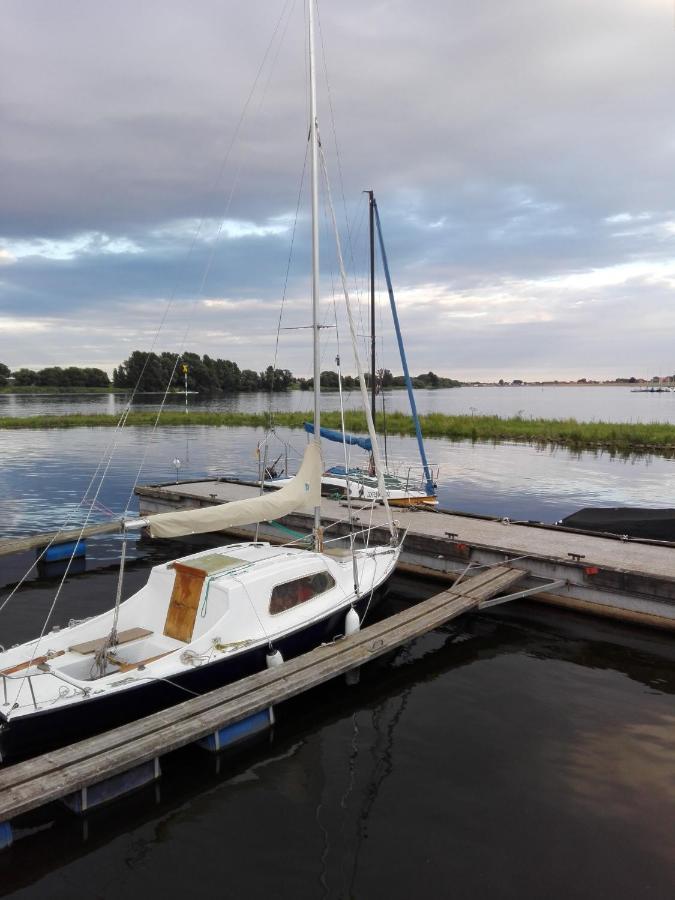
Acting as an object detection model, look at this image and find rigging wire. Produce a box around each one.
[122,0,299,517]
[315,3,365,325]
[2,0,301,694]
[0,403,134,617]
[255,114,309,538]
[350,195,371,357]
[317,134,396,539]
[8,404,140,713]
[315,3,379,381]
[90,0,301,662]
[232,573,274,651]
[376,263,390,466]
[331,291,359,595]
[265,139,309,413]
[119,0,302,516]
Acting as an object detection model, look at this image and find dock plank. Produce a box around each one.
[0,521,121,557]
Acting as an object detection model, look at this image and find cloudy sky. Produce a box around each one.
[1,0,673,381]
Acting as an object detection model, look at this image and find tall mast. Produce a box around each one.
[308,0,322,547]
[374,197,435,496]
[368,189,376,423]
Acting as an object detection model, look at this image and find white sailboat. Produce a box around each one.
[0,3,401,763]
[265,191,439,508]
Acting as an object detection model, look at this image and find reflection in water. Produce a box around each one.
[1,595,675,899]
[564,715,675,866]
[4,385,675,423]
[1,412,675,896]
[1,424,675,542]
[349,686,411,896]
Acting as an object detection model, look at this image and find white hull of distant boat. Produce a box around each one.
[268,469,437,506]
[320,468,438,507]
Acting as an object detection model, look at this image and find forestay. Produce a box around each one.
[145,442,322,538]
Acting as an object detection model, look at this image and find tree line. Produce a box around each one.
[111,351,294,393]
[0,351,460,393]
[0,363,110,387]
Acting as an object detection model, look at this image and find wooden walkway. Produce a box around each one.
[0,521,121,557]
[0,565,523,825]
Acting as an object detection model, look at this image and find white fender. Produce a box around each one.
[345,607,361,636]
[266,648,284,669]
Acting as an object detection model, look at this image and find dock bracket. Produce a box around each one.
[479,579,567,610]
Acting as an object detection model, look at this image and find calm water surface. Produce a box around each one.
[0,424,674,897]
[1,563,674,899]
[4,384,675,422]
[1,425,675,539]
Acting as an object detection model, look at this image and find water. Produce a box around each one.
[1,426,675,896]
[1,570,674,898]
[1,426,674,543]
[4,384,675,422]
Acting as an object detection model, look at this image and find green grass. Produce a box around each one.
[2,410,675,457]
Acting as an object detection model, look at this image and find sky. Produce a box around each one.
[1,0,674,382]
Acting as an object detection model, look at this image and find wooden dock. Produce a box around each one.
[0,521,121,557]
[135,478,675,631]
[0,566,523,838]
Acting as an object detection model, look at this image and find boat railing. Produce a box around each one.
[1,665,91,712]
[383,460,440,493]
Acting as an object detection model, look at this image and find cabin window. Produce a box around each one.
[269,570,336,615]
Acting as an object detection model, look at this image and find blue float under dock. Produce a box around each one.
[41,539,86,563]
[197,708,273,752]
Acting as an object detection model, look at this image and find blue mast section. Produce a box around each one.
[373,198,435,496]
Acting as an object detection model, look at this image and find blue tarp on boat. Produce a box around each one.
[303,422,372,452]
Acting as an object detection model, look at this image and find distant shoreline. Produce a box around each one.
[0,382,668,396]
[2,410,674,458]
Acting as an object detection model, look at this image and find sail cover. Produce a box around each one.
[303,421,372,452]
[147,442,322,539]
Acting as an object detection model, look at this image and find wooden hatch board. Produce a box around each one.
[163,563,206,642]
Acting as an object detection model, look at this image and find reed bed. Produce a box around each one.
[2,410,675,457]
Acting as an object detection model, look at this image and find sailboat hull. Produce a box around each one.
[388,495,438,508]
[0,588,383,765]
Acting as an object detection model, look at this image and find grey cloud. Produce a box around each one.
[1,0,674,378]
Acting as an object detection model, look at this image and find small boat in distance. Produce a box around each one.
[300,422,439,507]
